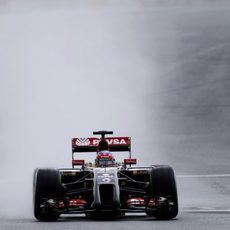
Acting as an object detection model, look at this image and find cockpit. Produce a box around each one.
[95,140,116,167]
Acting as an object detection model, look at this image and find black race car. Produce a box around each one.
[33,131,178,221]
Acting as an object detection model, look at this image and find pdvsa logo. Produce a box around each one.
[92,138,128,145]
[76,138,90,146]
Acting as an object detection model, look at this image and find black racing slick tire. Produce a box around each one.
[33,168,61,221]
[147,165,178,219]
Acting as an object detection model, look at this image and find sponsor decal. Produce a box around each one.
[98,173,114,178]
[124,159,137,165]
[93,138,128,145]
[75,138,90,146]
[73,137,130,147]
[72,159,85,165]
[102,173,110,177]
[102,178,111,183]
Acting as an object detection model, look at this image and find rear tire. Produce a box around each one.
[33,168,61,221]
[147,165,178,219]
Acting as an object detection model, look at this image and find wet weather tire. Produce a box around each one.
[33,168,61,221]
[147,165,178,219]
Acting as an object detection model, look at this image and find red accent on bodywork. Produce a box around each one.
[58,201,65,208]
[148,198,156,207]
[69,199,87,207]
[72,159,85,165]
[124,159,137,165]
[126,198,145,206]
[58,199,87,208]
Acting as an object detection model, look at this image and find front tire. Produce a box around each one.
[147,165,178,219]
[33,168,61,221]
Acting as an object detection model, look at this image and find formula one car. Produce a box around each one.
[33,131,178,221]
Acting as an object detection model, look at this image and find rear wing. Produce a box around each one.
[72,132,132,168]
[72,137,131,153]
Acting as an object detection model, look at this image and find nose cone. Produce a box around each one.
[92,168,120,210]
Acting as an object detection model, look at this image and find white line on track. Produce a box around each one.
[182,209,230,213]
[176,174,230,178]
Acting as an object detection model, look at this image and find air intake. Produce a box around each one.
[99,184,114,206]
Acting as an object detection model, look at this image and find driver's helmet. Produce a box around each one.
[95,150,115,167]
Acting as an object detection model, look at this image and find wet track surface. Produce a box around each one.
[0,213,230,230]
[1,1,230,229]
